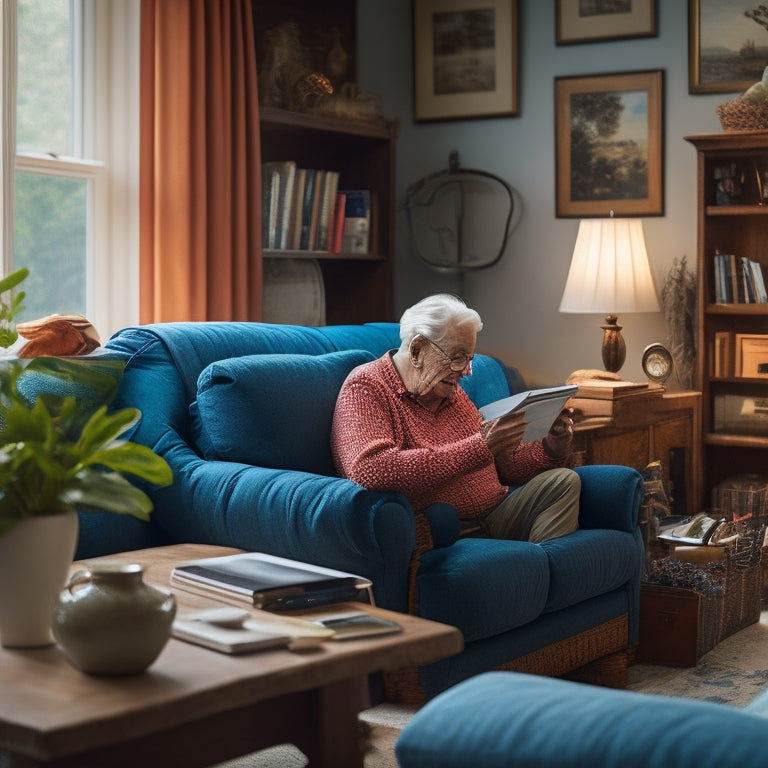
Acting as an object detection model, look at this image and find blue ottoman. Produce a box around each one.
[395,671,768,768]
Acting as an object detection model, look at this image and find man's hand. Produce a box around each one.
[543,408,575,458]
[481,410,526,456]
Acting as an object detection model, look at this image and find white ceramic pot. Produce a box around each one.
[53,562,176,675]
[0,512,79,648]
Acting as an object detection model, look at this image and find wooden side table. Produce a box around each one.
[571,390,702,518]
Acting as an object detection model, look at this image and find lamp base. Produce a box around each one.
[601,315,626,374]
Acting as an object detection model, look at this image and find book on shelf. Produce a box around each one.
[712,252,768,304]
[573,379,655,400]
[330,192,347,253]
[287,167,306,251]
[340,189,371,254]
[298,169,318,251]
[308,169,324,251]
[262,161,296,251]
[261,166,281,250]
[316,170,340,252]
[170,551,373,611]
[479,384,577,442]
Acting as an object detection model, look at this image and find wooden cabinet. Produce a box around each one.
[260,107,398,325]
[685,133,768,509]
[571,391,702,517]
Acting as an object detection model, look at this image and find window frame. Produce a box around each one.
[5,0,139,339]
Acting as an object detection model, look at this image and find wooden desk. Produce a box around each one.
[0,544,463,768]
[571,390,702,517]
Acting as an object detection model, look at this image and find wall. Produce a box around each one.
[357,1,730,385]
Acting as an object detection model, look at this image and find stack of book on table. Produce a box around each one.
[170,551,373,612]
[169,553,401,655]
[567,379,662,419]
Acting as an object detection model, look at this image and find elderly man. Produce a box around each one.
[330,293,579,543]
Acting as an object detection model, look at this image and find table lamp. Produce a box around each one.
[559,215,660,374]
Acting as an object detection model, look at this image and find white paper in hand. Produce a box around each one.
[479,385,577,442]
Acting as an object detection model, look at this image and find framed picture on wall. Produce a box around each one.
[412,0,518,122]
[556,0,657,45]
[689,0,768,94]
[555,70,664,218]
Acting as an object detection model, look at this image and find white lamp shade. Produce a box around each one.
[559,218,660,314]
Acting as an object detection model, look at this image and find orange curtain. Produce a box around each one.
[139,0,262,323]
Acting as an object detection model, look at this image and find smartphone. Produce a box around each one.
[312,611,402,640]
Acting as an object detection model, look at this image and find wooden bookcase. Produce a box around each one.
[260,106,398,325]
[685,132,768,508]
[254,0,397,325]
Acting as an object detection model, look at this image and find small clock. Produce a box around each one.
[641,343,673,384]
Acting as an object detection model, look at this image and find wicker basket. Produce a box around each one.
[716,99,768,132]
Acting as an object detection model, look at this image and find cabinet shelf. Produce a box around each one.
[706,303,768,315]
[259,108,397,325]
[706,205,768,216]
[705,433,768,449]
[264,249,386,262]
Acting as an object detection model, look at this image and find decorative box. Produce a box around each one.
[711,473,768,525]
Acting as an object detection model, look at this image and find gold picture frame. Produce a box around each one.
[735,333,768,378]
[556,0,657,45]
[412,0,518,122]
[688,0,768,94]
[555,70,664,218]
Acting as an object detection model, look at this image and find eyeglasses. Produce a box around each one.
[423,336,474,373]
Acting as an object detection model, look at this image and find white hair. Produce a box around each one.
[398,294,483,350]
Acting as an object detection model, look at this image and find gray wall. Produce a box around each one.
[357,1,728,385]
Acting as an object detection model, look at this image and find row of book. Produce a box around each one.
[713,252,768,304]
[261,160,371,254]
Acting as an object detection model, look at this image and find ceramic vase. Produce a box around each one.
[53,561,176,675]
[0,511,79,648]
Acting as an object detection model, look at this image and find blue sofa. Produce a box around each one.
[396,671,768,768]
[76,321,645,702]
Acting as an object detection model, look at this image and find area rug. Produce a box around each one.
[214,609,768,768]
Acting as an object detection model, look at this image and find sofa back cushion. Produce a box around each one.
[190,349,375,475]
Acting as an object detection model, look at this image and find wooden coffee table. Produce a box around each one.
[0,544,463,768]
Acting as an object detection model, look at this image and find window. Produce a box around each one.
[6,0,139,338]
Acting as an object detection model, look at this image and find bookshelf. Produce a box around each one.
[685,132,768,507]
[260,107,397,324]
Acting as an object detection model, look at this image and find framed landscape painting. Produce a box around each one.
[413,0,518,121]
[556,0,657,45]
[555,70,664,218]
[689,0,768,94]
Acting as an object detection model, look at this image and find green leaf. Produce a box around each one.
[60,470,153,520]
[0,267,29,295]
[81,441,173,486]
[75,406,139,456]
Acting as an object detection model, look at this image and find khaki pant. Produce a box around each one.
[469,468,581,543]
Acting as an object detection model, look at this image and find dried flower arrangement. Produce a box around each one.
[661,255,696,389]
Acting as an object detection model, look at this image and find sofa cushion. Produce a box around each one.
[190,349,375,475]
[541,528,641,613]
[416,538,549,642]
[395,671,768,768]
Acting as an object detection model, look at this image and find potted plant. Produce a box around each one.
[0,268,172,647]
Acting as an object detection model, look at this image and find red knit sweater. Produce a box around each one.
[330,353,564,518]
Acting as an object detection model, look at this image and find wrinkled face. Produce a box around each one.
[410,323,477,408]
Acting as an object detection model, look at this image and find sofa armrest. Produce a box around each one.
[574,465,644,533]
[151,448,417,612]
